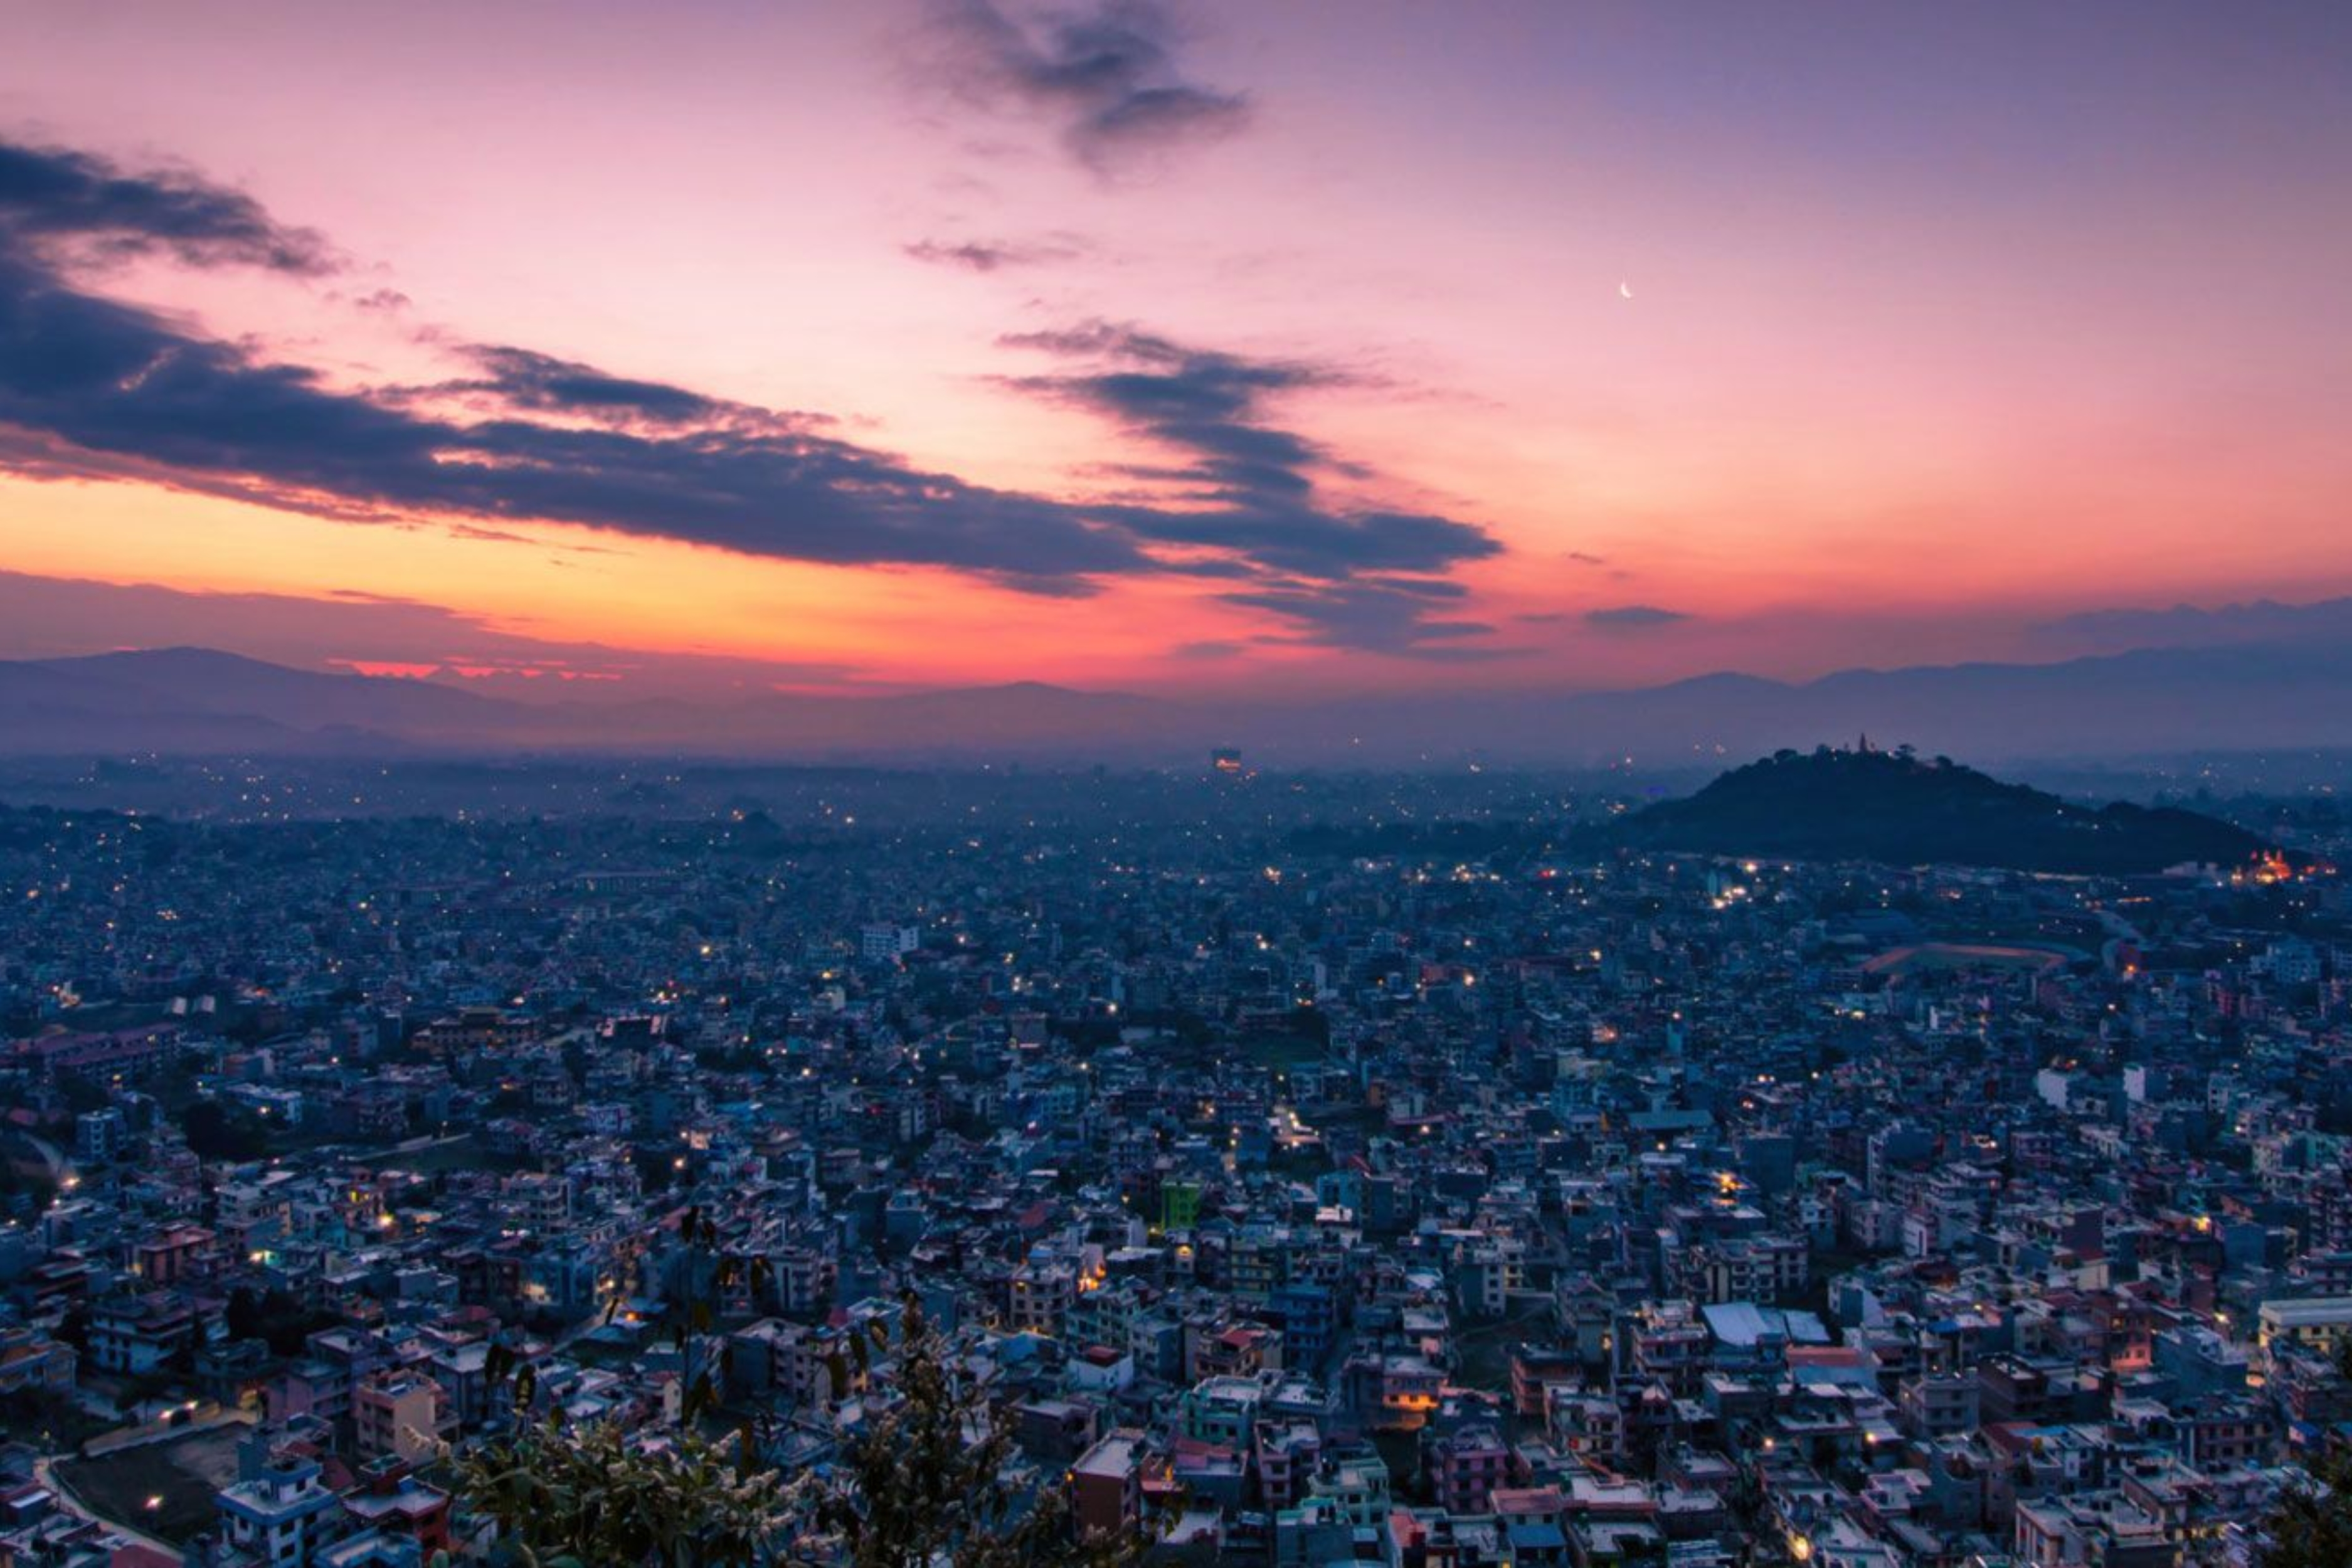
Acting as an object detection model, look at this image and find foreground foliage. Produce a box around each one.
[452,1295,1144,1567]
[454,1418,785,1567]
[803,1297,1140,1568]
[2259,1447,2352,1568]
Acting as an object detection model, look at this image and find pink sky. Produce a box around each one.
[1,0,2348,697]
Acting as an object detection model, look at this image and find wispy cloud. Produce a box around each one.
[1222,578,1502,660]
[901,235,1082,272]
[920,0,1249,172]
[1584,604,1690,630]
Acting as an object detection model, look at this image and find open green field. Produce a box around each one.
[1238,1034,1328,1071]
[363,1132,525,1175]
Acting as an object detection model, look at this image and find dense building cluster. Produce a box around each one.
[0,761,2348,1567]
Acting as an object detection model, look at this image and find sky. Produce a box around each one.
[2,0,2349,703]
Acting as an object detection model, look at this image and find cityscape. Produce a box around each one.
[0,746,2346,1567]
[4,4,2352,1567]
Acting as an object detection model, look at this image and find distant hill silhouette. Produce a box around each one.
[2,641,2351,765]
[0,647,503,756]
[0,649,1194,758]
[1619,746,2274,874]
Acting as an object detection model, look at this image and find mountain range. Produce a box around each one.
[1,637,2350,764]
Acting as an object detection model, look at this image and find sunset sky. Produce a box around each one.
[3,0,2349,701]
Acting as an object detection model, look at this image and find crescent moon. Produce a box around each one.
[1619,281,1633,300]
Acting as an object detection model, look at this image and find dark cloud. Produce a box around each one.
[1222,577,1502,659]
[1004,321,1333,507]
[924,0,1248,171]
[428,345,738,428]
[0,143,1141,586]
[0,138,1500,652]
[1584,604,1690,630]
[901,236,1079,272]
[1003,322,1502,586]
[0,258,1148,585]
[1169,638,1245,660]
[0,140,332,274]
[1564,551,1608,566]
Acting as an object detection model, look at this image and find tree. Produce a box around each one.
[57,1073,110,1116]
[2258,1446,2352,1568]
[0,1147,57,1211]
[183,1099,271,1160]
[453,1296,1145,1568]
[453,1417,785,1567]
[802,1297,1143,1568]
[226,1285,338,1357]
[1725,1455,1792,1567]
